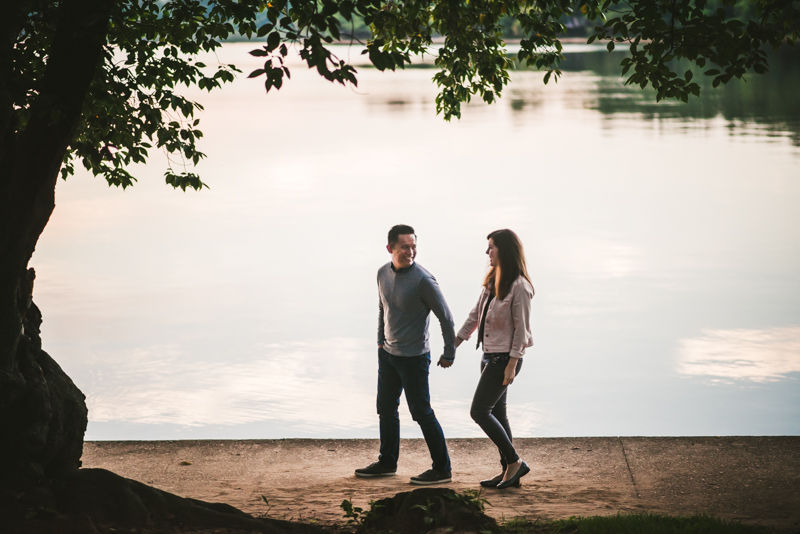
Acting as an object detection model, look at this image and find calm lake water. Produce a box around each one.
[34,43,800,440]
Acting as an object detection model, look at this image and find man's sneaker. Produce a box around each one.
[410,469,452,485]
[355,462,397,477]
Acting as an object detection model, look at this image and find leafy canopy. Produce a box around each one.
[12,0,799,191]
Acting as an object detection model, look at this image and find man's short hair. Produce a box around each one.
[388,224,416,247]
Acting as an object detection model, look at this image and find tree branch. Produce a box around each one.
[0,0,32,159]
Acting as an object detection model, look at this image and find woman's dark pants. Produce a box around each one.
[470,353,523,468]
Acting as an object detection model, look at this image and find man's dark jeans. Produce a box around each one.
[470,353,524,468]
[377,348,451,473]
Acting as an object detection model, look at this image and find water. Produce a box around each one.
[33,43,800,440]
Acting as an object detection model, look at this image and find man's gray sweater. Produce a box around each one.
[377,262,456,360]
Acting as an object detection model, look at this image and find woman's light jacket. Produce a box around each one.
[457,276,534,358]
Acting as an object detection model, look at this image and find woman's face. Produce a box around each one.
[487,238,498,267]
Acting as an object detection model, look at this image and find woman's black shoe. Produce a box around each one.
[480,472,521,488]
[479,473,504,487]
[496,461,530,489]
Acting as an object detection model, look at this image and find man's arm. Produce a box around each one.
[378,296,385,348]
[420,277,456,361]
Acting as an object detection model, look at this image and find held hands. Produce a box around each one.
[438,336,463,368]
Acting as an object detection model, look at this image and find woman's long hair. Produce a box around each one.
[483,229,532,300]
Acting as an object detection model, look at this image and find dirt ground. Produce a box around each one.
[82,437,800,532]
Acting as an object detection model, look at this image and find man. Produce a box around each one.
[355,224,456,485]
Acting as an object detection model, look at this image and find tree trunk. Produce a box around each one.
[0,0,114,495]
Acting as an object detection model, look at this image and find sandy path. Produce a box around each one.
[82,437,800,531]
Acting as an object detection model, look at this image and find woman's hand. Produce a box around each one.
[455,336,463,348]
[503,357,518,385]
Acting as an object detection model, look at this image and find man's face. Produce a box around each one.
[387,234,417,269]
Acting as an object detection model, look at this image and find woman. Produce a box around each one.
[455,229,534,489]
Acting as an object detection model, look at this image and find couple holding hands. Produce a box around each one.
[355,225,534,490]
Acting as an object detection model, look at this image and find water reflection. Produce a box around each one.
[86,339,376,431]
[370,44,800,144]
[676,327,800,383]
[557,47,800,145]
[83,338,543,437]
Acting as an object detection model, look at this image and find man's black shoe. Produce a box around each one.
[355,462,397,477]
[410,469,452,485]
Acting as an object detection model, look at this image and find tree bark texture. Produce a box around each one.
[0,293,89,486]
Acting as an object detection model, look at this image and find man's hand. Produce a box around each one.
[439,337,462,368]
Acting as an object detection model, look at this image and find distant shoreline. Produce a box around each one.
[224,36,597,45]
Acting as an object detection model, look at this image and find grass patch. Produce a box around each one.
[498,514,770,534]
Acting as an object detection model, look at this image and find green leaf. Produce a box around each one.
[266,31,280,52]
[607,41,615,52]
[257,23,274,37]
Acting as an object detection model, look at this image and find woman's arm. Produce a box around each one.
[457,288,486,341]
[509,281,533,358]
